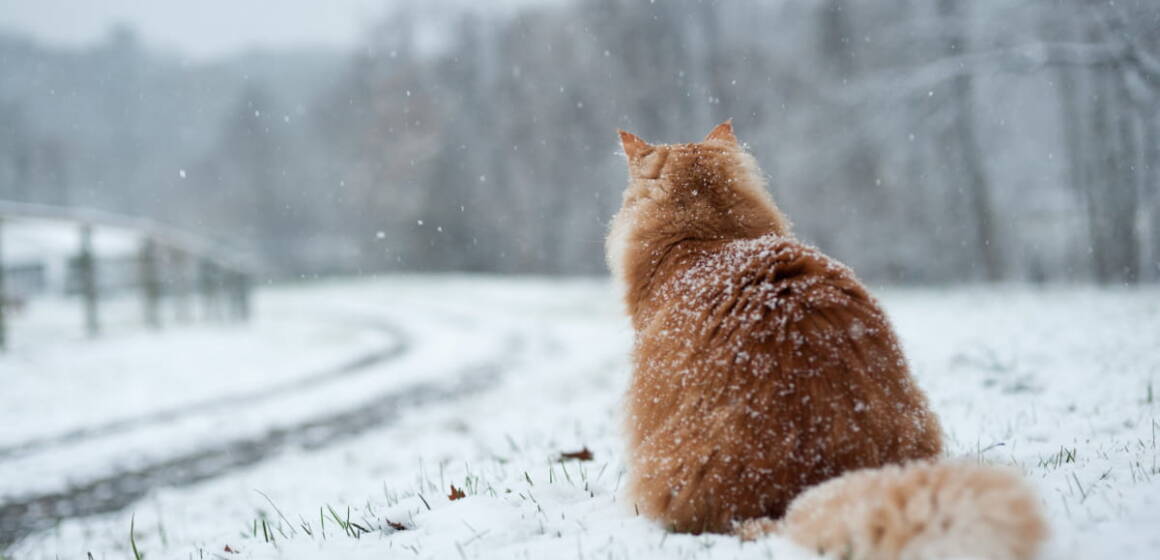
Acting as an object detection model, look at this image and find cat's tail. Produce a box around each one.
[734,460,1047,560]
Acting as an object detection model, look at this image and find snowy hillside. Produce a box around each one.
[3,277,1158,559]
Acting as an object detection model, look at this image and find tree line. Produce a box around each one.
[0,0,1157,283]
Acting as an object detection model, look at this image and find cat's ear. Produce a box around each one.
[618,130,652,161]
[703,119,738,146]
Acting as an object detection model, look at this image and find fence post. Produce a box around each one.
[171,248,193,323]
[78,224,99,337]
[199,259,219,321]
[0,218,7,352]
[227,271,252,322]
[139,237,161,329]
[237,273,251,322]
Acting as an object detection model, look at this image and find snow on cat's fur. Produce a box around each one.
[606,122,1045,559]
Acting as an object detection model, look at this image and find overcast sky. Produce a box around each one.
[0,0,552,58]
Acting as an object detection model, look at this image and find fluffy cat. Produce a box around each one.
[606,121,1045,559]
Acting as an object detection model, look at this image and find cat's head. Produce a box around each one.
[606,121,790,284]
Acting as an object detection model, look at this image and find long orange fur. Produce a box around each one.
[607,121,944,533]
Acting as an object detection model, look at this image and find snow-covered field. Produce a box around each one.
[2,277,1158,559]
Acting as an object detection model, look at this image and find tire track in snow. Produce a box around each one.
[0,318,407,461]
[0,341,517,549]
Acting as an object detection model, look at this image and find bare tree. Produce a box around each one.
[938,0,1003,281]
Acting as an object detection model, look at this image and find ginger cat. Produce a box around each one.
[607,122,1045,559]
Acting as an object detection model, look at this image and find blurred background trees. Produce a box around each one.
[0,0,1157,283]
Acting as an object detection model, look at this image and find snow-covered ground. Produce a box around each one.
[3,277,1158,559]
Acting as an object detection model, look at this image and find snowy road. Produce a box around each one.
[0,361,502,546]
[0,278,548,549]
[3,278,1159,559]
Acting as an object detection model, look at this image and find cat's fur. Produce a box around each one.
[738,460,1047,560]
[606,122,1045,558]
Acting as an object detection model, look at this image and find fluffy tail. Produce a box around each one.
[735,460,1047,560]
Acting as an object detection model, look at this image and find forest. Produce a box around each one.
[1,0,1157,283]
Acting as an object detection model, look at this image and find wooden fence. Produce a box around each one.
[0,201,256,350]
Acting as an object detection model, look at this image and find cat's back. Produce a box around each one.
[636,232,924,439]
[628,233,942,530]
[649,233,880,345]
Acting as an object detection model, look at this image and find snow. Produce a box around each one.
[3,277,1159,559]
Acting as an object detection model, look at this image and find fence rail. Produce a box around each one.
[0,201,257,350]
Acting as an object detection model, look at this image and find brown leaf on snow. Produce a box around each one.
[385,518,407,531]
[448,484,466,501]
[559,447,594,461]
[223,544,238,553]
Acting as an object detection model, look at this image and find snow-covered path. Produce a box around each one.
[0,278,541,547]
[3,278,1159,559]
